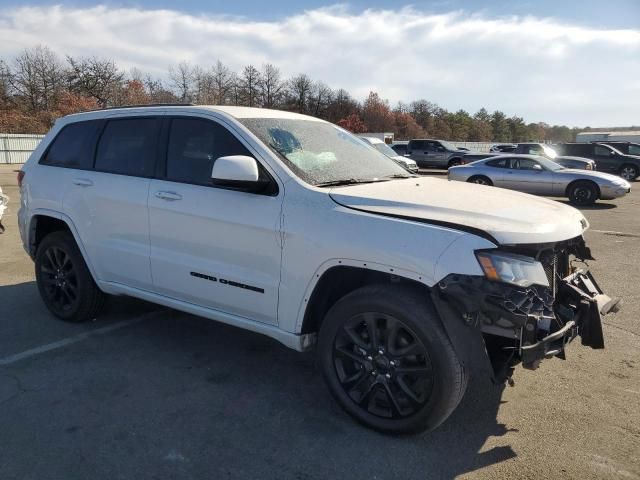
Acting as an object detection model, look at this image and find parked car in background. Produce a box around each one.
[555,143,640,181]
[597,141,640,157]
[390,141,408,156]
[490,144,517,153]
[359,137,418,173]
[18,105,619,434]
[406,139,468,169]
[448,155,630,205]
[554,156,596,170]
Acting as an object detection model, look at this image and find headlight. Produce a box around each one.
[475,251,549,287]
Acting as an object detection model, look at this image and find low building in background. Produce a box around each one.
[576,130,640,143]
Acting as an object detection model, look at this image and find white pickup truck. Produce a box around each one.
[17,105,619,433]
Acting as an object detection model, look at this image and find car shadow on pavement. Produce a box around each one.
[557,200,617,211]
[0,289,516,480]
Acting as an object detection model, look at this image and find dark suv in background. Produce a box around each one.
[555,143,640,181]
[597,141,640,157]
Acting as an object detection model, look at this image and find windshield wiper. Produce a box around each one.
[382,173,415,179]
[315,178,383,187]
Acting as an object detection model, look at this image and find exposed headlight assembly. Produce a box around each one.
[475,250,549,288]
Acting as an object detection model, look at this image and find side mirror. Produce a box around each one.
[532,164,543,171]
[211,155,262,191]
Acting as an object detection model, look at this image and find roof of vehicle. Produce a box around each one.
[60,105,325,123]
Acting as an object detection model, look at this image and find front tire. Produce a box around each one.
[35,231,106,322]
[568,181,598,205]
[620,164,638,181]
[317,284,467,434]
[447,158,463,168]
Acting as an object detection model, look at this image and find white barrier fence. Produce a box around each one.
[0,134,45,164]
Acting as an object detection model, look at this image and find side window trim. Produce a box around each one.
[159,115,279,196]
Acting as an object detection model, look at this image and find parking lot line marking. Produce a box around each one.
[591,229,640,238]
[0,310,164,367]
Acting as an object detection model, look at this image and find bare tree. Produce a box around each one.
[143,75,178,104]
[66,55,124,107]
[0,60,10,108]
[259,63,285,108]
[310,81,333,117]
[239,65,261,107]
[211,60,233,105]
[9,46,65,112]
[287,73,313,113]
[193,66,215,104]
[168,61,194,103]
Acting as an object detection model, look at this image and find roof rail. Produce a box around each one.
[102,103,196,110]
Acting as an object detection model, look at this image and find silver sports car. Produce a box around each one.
[448,155,630,205]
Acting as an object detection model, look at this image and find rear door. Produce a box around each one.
[407,140,427,166]
[62,115,160,290]
[147,115,283,324]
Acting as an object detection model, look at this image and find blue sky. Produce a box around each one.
[0,1,639,126]
[3,0,638,27]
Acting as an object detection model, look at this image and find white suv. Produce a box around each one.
[18,105,619,433]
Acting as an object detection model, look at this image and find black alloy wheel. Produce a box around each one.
[467,175,492,186]
[333,312,433,419]
[39,245,79,314]
[35,231,106,322]
[568,181,598,205]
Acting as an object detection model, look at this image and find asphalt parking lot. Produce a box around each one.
[1,164,639,480]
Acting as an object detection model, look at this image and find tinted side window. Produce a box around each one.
[512,158,540,170]
[41,121,101,169]
[594,145,612,157]
[629,145,640,155]
[486,158,508,168]
[166,118,252,185]
[409,140,426,150]
[95,118,160,176]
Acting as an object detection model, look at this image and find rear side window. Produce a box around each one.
[409,140,426,150]
[486,158,508,168]
[165,118,252,185]
[95,118,160,176]
[41,121,101,169]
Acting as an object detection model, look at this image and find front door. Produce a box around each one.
[503,157,555,195]
[148,116,283,325]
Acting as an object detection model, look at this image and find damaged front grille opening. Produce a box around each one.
[434,236,613,383]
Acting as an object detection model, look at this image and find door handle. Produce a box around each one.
[72,178,93,187]
[155,191,182,201]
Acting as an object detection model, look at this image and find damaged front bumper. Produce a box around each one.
[434,269,621,372]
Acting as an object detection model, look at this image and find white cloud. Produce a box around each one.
[0,4,638,126]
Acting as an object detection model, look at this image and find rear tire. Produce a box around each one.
[35,231,106,322]
[317,284,467,434]
[467,175,493,186]
[568,181,598,205]
[620,164,638,181]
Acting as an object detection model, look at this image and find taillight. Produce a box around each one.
[17,170,25,187]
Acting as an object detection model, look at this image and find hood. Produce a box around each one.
[559,169,629,183]
[329,177,587,245]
